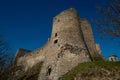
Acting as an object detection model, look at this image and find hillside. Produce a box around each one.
[60,61,120,80]
[1,61,120,80]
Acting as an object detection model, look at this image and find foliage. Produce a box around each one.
[16,62,43,80]
[0,65,23,80]
[96,0,120,37]
[60,61,120,80]
[0,62,43,80]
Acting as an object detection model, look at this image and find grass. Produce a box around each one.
[1,61,120,80]
[60,61,120,80]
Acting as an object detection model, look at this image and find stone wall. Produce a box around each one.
[80,19,102,61]
[14,8,103,80]
[16,41,51,70]
[51,8,85,47]
[95,44,102,55]
[39,8,91,80]
[14,48,32,65]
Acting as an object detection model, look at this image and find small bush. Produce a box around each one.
[17,62,43,80]
[0,62,43,80]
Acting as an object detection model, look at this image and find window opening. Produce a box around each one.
[58,19,60,22]
[54,39,58,44]
[111,58,113,61]
[55,33,57,37]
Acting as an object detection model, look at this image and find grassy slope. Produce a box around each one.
[1,61,120,80]
[61,61,120,80]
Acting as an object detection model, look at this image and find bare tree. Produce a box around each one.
[96,0,120,37]
[0,35,12,70]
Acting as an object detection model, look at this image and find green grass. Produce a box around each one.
[60,61,120,80]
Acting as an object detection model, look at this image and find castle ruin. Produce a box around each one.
[14,8,103,80]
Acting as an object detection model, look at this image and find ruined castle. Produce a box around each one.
[14,8,103,80]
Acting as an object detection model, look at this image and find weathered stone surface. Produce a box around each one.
[14,48,32,65]
[80,19,101,61]
[14,8,103,80]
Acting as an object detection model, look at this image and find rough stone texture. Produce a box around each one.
[14,48,32,65]
[80,19,101,61]
[95,44,102,55]
[38,8,91,80]
[14,8,103,80]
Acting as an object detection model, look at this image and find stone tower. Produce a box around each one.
[80,19,101,61]
[39,8,91,80]
[14,8,103,80]
[51,8,85,46]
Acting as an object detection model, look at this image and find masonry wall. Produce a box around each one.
[15,8,103,80]
[80,19,100,61]
[17,41,50,70]
[51,8,85,47]
[39,8,91,80]
[95,44,102,55]
[14,48,32,65]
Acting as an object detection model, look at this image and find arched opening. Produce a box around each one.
[46,65,52,76]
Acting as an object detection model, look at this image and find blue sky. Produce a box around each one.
[0,0,119,60]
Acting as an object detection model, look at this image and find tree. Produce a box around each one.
[0,35,12,70]
[96,0,120,37]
